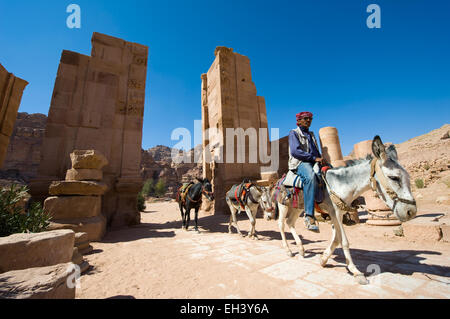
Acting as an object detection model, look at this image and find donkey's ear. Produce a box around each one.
[386,144,398,160]
[372,136,387,161]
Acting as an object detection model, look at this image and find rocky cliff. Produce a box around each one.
[0,112,46,184]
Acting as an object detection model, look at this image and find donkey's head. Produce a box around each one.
[197,177,214,201]
[371,136,417,222]
[256,186,275,220]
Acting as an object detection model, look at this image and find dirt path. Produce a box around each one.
[76,201,450,299]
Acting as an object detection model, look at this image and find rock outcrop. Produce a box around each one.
[0,112,46,184]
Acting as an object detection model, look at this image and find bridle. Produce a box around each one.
[369,158,416,207]
[187,183,214,203]
[254,185,274,212]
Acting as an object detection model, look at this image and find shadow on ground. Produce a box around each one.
[326,247,450,279]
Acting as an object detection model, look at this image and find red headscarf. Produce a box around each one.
[296,112,313,120]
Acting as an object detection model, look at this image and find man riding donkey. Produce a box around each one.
[288,111,329,232]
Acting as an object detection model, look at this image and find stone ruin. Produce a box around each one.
[347,139,398,226]
[44,150,108,242]
[0,63,28,168]
[201,47,271,214]
[30,32,149,229]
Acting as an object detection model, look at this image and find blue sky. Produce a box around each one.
[0,0,449,156]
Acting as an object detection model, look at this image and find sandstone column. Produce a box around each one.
[0,64,28,168]
[350,140,399,226]
[30,32,148,229]
[318,127,346,167]
[201,47,270,214]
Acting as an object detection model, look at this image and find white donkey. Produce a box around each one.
[225,181,274,240]
[265,136,417,284]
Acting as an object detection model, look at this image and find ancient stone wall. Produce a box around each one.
[0,64,28,168]
[202,47,269,214]
[30,32,148,229]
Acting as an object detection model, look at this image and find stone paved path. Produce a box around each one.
[77,202,450,299]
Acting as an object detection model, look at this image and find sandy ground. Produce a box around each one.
[76,198,450,299]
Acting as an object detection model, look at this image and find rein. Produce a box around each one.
[370,159,416,206]
[322,175,358,213]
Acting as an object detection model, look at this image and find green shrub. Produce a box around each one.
[0,184,51,237]
[137,192,146,212]
[154,179,166,197]
[415,178,424,189]
[141,178,155,197]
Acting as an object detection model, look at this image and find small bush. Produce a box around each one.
[137,192,146,212]
[0,184,51,237]
[154,179,166,197]
[415,178,425,189]
[141,178,155,197]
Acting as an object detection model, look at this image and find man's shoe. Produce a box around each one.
[304,215,320,233]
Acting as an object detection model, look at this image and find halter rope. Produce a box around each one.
[369,159,416,206]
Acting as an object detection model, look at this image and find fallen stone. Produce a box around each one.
[79,260,90,273]
[436,196,450,205]
[49,181,107,196]
[44,196,101,219]
[74,232,89,245]
[402,219,443,242]
[0,230,75,274]
[72,247,83,265]
[440,224,450,243]
[46,215,106,242]
[0,262,76,299]
[65,168,103,181]
[78,245,93,255]
[70,150,108,170]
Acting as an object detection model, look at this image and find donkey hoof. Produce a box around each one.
[320,256,328,267]
[287,251,294,257]
[355,275,369,285]
[298,251,305,258]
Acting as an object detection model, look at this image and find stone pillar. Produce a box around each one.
[44,150,109,241]
[353,140,373,159]
[318,127,346,167]
[201,47,270,214]
[0,64,28,168]
[350,140,400,226]
[30,32,148,229]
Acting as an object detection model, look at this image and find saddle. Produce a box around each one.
[227,180,255,210]
[277,164,331,217]
[176,182,194,204]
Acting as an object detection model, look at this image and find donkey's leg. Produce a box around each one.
[179,202,186,229]
[185,207,191,231]
[286,208,304,257]
[333,208,368,284]
[320,212,341,267]
[250,205,259,240]
[278,203,293,257]
[244,206,257,240]
[194,206,200,233]
[227,200,243,236]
